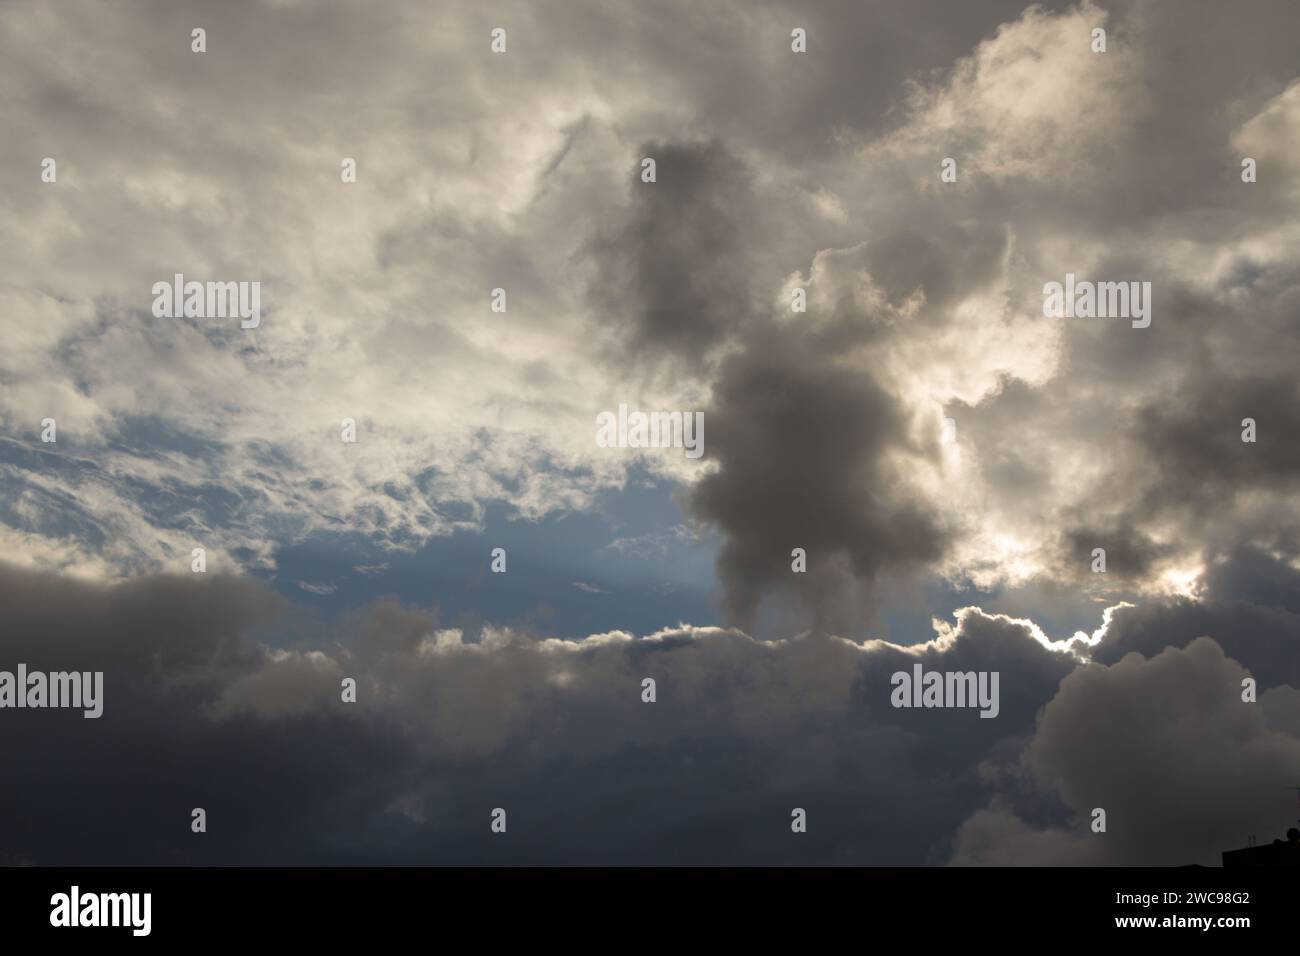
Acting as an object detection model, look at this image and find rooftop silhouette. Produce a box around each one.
[1222,827,1300,868]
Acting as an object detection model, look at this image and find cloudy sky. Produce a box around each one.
[2,0,1300,865]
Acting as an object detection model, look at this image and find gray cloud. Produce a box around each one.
[688,326,950,633]
[952,544,1300,864]
[953,637,1300,865]
[590,141,765,365]
[4,0,1300,868]
[0,562,1077,864]
[3,532,1299,866]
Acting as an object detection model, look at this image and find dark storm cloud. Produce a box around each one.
[6,0,1300,871]
[590,140,765,364]
[1,552,1297,867]
[1058,524,1169,581]
[1099,597,1300,686]
[587,139,1007,632]
[1133,374,1300,508]
[0,563,1079,865]
[952,544,1300,865]
[953,637,1300,866]
[1203,545,1300,614]
[0,564,417,866]
[687,326,949,633]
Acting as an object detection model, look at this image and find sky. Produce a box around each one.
[2,0,1300,865]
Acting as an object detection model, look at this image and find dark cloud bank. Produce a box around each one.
[3,553,1299,866]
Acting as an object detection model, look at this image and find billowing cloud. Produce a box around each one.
[952,638,1300,865]
[0,562,1073,864]
[6,553,1297,865]
[3,0,1300,867]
